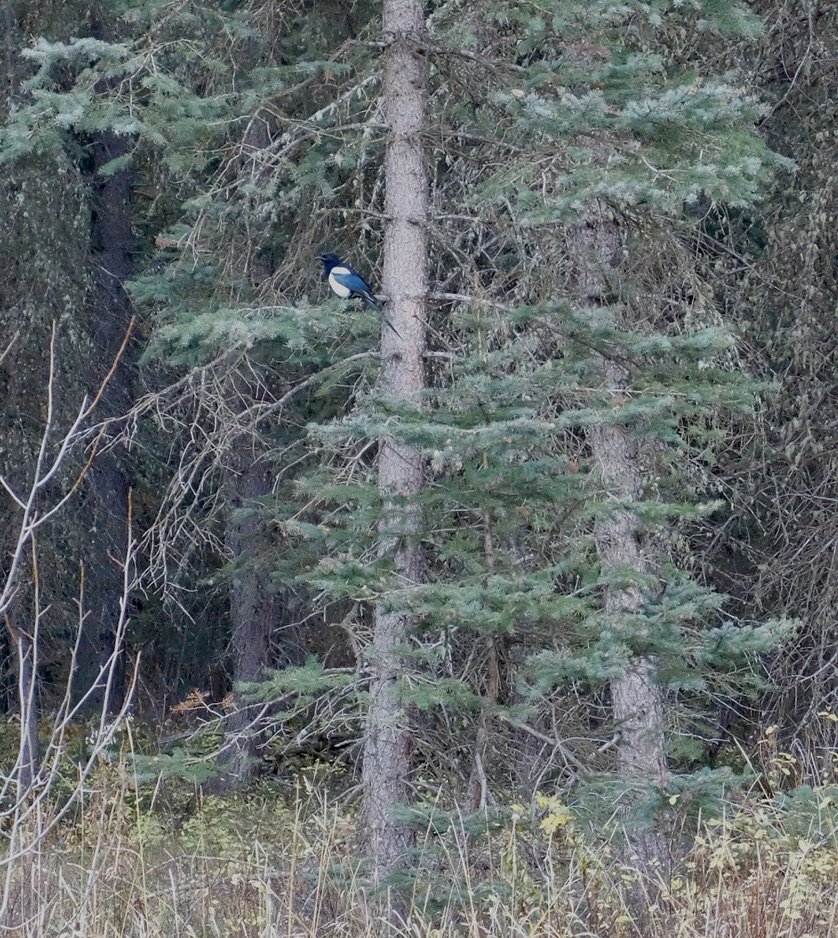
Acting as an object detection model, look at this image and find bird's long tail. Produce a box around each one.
[359,290,402,338]
[358,289,381,312]
[382,317,402,339]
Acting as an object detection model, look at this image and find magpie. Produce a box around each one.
[317,252,400,337]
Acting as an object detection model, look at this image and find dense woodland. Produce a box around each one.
[0,0,837,935]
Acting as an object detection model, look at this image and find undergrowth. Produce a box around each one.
[2,751,837,938]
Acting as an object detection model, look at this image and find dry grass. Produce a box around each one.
[1,767,837,938]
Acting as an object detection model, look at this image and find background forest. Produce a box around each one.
[0,0,837,935]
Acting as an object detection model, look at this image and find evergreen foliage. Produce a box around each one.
[291,0,787,821]
[0,0,825,884]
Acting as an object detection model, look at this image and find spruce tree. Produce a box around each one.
[298,0,788,869]
[0,0,792,876]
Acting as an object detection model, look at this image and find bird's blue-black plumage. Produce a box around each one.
[317,252,400,336]
[318,252,381,310]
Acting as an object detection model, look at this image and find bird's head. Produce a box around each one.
[317,252,342,274]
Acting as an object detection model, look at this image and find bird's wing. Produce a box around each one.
[329,265,381,310]
[331,266,375,296]
[356,290,382,312]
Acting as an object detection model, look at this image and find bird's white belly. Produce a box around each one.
[328,269,352,299]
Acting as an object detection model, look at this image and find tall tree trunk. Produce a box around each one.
[589,384,668,791]
[573,211,669,863]
[73,127,134,715]
[588,367,669,851]
[213,431,284,790]
[360,0,428,883]
[210,112,291,791]
[466,490,500,812]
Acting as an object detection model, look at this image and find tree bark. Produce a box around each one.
[73,127,134,715]
[588,365,669,794]
[360,0,428,883]
[573,210,669,861]
[208,109,295,791]
[213,439,284,789]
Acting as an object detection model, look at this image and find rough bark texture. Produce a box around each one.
[588,381,668,792]
[573,210,669,860]
[73,128,134,714]
[211,117,295,791]
[360,0,428,882]
[213,440,284,789]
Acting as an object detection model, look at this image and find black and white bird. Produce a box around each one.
[317,252,400,336]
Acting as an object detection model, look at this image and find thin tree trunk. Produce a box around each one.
[5,609,37,795]
[214,438,283,789]
[588,371,669,790]
[466,490,500,812]
[360,0,428,883]
[211,116,293,791]
[573,210,669,863]
[73,127,134,715]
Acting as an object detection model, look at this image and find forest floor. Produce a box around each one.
[2,759,837,937]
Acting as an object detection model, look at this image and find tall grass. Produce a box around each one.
[2,764,837,937]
